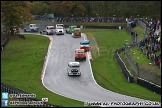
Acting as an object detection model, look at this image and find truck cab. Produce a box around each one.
[80,40,91,52]
[66,25,77,34]
[24,24,39,32]
[67,62,81,76]
[75,49,86,61]
[46,26,55,35]
[72,28,81,38]
[56,26,64,35]
[56,24,64,28]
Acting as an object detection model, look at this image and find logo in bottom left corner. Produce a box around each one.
[2,100,8,106]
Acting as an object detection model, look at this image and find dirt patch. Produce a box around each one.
[93,36,100,56]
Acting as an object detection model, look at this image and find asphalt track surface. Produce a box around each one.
[20,25,161,107]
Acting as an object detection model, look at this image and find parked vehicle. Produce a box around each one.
[13,28,20,34]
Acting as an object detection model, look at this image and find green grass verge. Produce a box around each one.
[132,24,145,42]
[1,34,84,107]
[81,28,161,102]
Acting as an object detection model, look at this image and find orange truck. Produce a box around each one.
[80,40,90,52]
[75,49,86,61]
[72,28,81,38]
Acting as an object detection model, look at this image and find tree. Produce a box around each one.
[1,1,33,35]
[30,1,51,15]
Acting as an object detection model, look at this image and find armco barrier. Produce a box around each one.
[84,26,121,29]
[137,78,161,95]
[1,83,63,107]
[114,48,134,83]
[64,25,123,29]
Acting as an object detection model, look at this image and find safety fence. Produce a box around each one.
[115,47,161,94]
[115,21,161,94]
[1,83,63,107]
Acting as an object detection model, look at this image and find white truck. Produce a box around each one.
[55,26,64,35]
[46,26,55,35]
[56,24,64,28]
[24,24,39,32]
[67,62,81,76]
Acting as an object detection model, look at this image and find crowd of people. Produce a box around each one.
[34,15,128,23]
[139,19,161,69]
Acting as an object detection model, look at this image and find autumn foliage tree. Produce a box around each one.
[1,1,33,35]
[30,1,51,15]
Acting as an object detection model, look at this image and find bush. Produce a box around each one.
[18,34,26,40]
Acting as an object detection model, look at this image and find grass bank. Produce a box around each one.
[81,28,161,102]
[1,34,84,107]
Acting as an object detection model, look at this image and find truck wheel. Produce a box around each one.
[75,58,77,61]
[84,58,86,61]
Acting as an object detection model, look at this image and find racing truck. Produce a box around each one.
[66,25,77,34]
[56,24,64,28]
[55,26,64,35]
[67,62,81,76]
[24,24,39,32]
[40,26,55,35]
[75,49,86,61]
[72,28,81,38]
[80,40,91,52]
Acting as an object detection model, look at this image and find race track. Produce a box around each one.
[41,33,160,107]
[20,24,160,107]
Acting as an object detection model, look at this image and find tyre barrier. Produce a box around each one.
[1,83,63,107]
[84,26,123,29]
[1,37,9,51]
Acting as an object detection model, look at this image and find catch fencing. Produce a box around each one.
[118,21,161,94]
